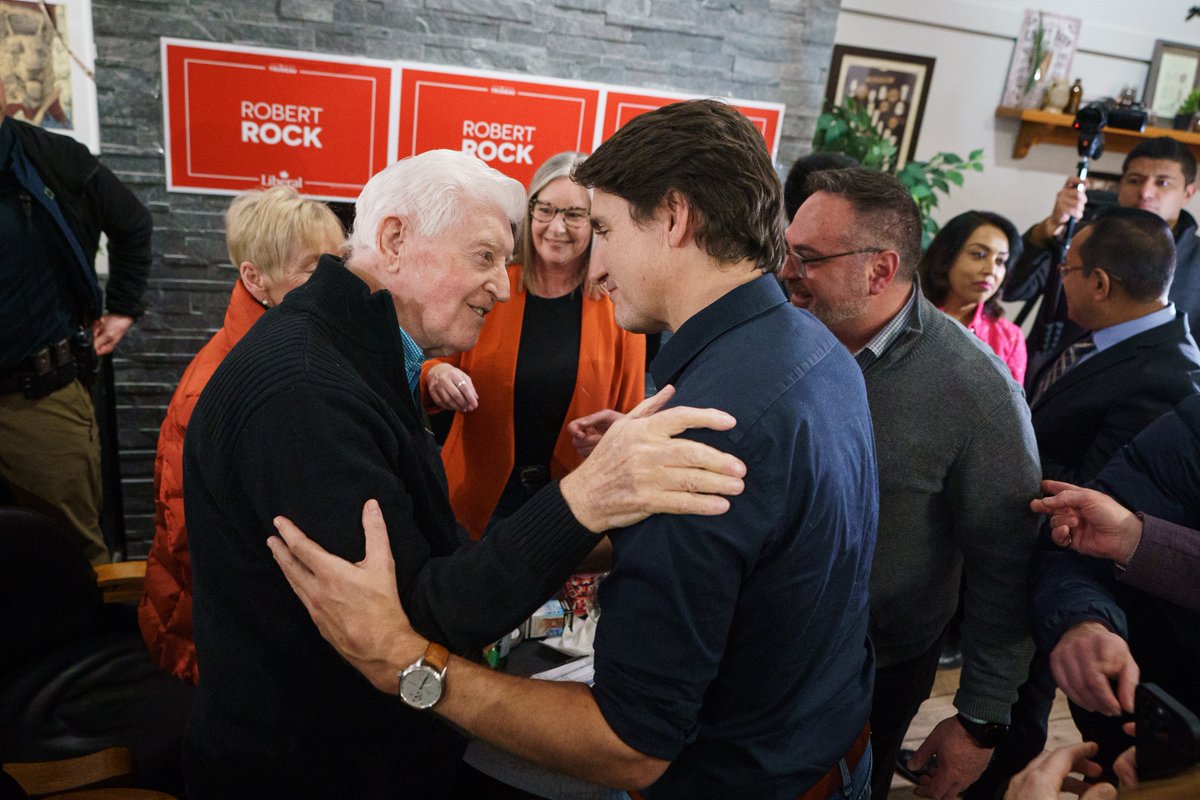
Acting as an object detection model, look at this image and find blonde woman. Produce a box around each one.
[139,186,344,683]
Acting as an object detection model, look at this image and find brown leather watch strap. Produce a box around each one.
[423,642,449,672]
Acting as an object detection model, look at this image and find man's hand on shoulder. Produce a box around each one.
[559,385,746,532]
[267,499,426,693]
[1049,621,1138,717]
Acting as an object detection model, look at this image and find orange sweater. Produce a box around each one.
[138,280,264,684]
[421,264,645,539]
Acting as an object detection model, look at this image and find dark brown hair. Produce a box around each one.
[804,168,923,280]
[1124,137,1197,185]
[573,99,787,274]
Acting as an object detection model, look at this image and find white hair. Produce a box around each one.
[348,149,526,256]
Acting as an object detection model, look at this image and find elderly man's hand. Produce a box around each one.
[559,386,746,532]
[908,716,993,799]
[1004,741,1113,800]
[1050,622,1139,717]
[267,499,426,693]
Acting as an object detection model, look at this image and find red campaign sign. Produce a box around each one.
[397,68,601,187]
[601,90,784,159]
[162,40,392,200]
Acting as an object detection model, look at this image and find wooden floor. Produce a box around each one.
[886,666,1082,799]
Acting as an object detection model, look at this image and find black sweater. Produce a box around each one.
[182,257,595,798]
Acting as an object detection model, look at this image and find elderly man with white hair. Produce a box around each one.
[180,150,746,799]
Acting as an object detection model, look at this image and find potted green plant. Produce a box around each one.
[1174,90,1200,131]
[812,99,985,247]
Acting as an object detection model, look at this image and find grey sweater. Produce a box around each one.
[863,289,1041,724]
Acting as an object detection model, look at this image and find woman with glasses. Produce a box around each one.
[918,210,1028,383]
[420,151,646,539]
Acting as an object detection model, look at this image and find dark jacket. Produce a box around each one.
[182,258,597,799]
[1030,395,1200,714]
[7,116,152,319]
[1031,311,1200,486]
[1006,208,1200,394]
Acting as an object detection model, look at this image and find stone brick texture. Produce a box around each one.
[91,0,838,556]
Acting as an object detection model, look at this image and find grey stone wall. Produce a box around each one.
[91,0,840,556]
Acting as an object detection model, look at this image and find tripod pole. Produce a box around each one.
[1058,156,1090,263]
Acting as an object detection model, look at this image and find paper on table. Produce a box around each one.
[531,654,594,685]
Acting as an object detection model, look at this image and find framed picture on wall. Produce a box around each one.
[1000,10,1082,110]
[0,0,99,150]
[823,45,935,169]
[1145,40,1200,123]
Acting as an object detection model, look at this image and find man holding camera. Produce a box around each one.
[1004,137,1200,393]
[0,81,152,563]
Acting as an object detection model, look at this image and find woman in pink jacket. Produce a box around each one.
[919,210,1028,384]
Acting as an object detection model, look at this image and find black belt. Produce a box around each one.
[0,335,84,398]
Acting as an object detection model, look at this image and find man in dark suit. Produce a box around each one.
[1030,207,1200,484]
[967,207,1200,799]
[1004,137,1200,394]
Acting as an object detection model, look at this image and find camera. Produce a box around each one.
[1071,101,1148,161]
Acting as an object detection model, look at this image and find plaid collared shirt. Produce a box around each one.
[854,284,917,370]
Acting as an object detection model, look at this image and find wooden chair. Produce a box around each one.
[0,509,191,798]
[93,562,147,605]
[3,746,176,799]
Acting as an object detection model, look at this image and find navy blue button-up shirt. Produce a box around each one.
[591,273,878,797]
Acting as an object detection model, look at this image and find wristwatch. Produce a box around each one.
[956,713,1009,748]
[398,642,449,710]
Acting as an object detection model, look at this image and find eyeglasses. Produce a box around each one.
[530,200,590,228]
[1059,264,1123,283]
[789,247,884,278]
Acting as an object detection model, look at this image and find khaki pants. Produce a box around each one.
[0,380,108,564]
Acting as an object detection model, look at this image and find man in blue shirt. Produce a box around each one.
[268,100,878,798]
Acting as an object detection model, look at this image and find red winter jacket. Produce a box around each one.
[138,280,263,683]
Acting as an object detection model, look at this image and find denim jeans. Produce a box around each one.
[843,740,873,800]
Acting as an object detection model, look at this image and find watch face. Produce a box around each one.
[400,665,442,709]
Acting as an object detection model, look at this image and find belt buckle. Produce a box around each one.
[52,338,72,367]
[32,347,52,376]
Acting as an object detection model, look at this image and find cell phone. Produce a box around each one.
[1135,683,1200,781]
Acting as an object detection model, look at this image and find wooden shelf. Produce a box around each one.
[995,106,1200,162]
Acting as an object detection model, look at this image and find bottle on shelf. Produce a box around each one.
[1064,78,1083,115]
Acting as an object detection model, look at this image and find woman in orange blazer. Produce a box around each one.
[421,152,645,540]
[138,187,344,683]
